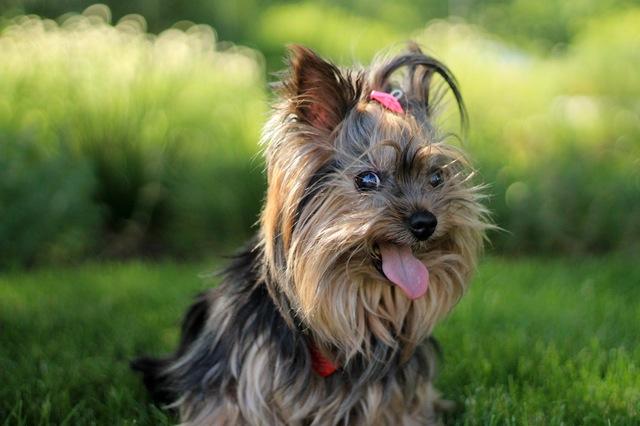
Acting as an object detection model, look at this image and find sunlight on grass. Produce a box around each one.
[1,257,638,424]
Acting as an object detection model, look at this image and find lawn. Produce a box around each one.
[1,257,638,425]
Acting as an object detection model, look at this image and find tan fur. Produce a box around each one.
[261,92,488,368]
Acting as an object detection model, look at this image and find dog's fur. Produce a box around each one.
[133,43,490,425]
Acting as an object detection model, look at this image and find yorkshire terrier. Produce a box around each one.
[133,43,489,425]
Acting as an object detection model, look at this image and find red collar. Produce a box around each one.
[308,342,339,377]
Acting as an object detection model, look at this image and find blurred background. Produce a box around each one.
[0,0,638,267]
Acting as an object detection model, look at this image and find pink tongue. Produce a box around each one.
[379,243,429,300]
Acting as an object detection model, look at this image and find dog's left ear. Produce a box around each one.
[285,45,358,133]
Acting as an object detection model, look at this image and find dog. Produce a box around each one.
[133,42,489,425]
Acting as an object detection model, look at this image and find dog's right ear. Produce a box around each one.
[284,45,358,133]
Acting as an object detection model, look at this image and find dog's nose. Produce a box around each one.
[408,211,437,241]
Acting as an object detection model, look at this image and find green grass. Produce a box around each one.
[1,257,638,424]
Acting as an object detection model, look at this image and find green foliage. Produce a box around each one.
[0,11,266,265]
[436,256,640,423]
[3,0,636,54]
[243,5,640,255]
[253,3,406,68]
[411,13,640,253]
[1,257,638,423]
[0,261,204,424]
[0,4,639,266]
[0,133,98,268]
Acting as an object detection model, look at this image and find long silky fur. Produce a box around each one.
[133,43,491,425]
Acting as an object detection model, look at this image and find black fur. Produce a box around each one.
[132,239,442,419]
[132,241,312,406]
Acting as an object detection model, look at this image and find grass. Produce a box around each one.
[1,256,638,425]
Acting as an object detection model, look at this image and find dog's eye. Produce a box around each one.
[429,170,444,188]
[355,171,381,191]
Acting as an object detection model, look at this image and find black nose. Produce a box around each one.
[408,211,437,241]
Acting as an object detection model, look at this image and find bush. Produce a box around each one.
[412,12,640,253]
[1,5,638,267]
[0,8,266,266]
[0,133,98,268]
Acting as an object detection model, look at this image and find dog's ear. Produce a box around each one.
[285,45,358,132]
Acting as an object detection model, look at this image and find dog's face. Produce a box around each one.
[261,46,489,362]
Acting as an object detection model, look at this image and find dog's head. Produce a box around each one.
[260,45,489,362]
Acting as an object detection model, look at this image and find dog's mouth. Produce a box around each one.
[372,243,429,300]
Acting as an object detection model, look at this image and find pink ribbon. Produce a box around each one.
[369,90,404,113]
